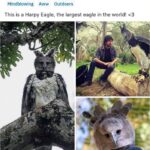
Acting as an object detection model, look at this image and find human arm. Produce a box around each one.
[94,48,109,65]
[93,57,109,66]
[107,48,119,66]
[107,57,119,67]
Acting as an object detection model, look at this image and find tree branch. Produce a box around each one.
[0,99,74,150]
[0,22,62,50]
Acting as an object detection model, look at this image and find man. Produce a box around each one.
[81,35,118,86]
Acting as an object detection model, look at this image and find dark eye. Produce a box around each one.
[116,129,121,135]
[39,62,43,65]
[35,62,43,67]
[105,133,110,138]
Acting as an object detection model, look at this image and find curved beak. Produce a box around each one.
[111,133,117,145]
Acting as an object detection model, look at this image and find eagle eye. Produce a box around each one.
[105,133,110,138]
[116,129,121,135]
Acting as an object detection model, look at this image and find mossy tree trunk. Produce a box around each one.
[0,99,74,150]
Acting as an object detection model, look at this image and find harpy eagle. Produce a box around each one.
[120,24,150,78]
[21,49,72,150]
[83,101,142,150]
[21,49,70,115]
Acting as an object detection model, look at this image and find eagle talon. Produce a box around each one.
[139,70,149,78]
[137,75,145,83]
[132,74,145,83]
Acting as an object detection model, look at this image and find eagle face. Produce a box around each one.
[96,116,135,150]
[83,101,135,150]
[34,49,56,80]
[120,25,132,42]
[99,117,124,149]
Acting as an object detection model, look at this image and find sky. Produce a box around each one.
[0,45,75,150]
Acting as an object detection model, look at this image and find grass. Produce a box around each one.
[76,61,140,81]
[116,63,140,75]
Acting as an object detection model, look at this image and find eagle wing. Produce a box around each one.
[135,36,150,57]
[21,74,36,115]
[55,73,70,106]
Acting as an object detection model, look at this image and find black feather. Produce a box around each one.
[120,24,150,57]
[21,74,35,115]
[55,73,70,106]
[135,36,150,56]
[83,111,92,118]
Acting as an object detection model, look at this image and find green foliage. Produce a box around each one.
[131,22,150,39]
[116,63,140,75]
[0,22,74,78]
[76,60,90,68]
[0,22,28,78]
[0,44,23,78]
[119,52,136,64]
[127,99,150,149]
[111,23,126,50]
[41,23,74,64]
[86,47,96,59]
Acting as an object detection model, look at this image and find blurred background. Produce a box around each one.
[76,98,150,150]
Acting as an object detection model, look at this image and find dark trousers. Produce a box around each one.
[86,60,115,82]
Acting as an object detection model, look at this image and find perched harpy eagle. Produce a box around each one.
[83,101,142,150]
[120,24,150,78]
[21,49,70,115]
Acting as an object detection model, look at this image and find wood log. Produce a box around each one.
[108,70,150,96]
[0,99,74,150]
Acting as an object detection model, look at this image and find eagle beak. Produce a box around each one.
[111,133,117,145]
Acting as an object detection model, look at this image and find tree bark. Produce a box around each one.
[0,99,74,150]
[108,70,150,96]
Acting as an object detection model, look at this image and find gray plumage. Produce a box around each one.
[21,49,69,115]
[83,101,136,150]
[120,24,150,78]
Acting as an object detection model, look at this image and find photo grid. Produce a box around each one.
[0,21,150,150]
[75,21,150,150]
